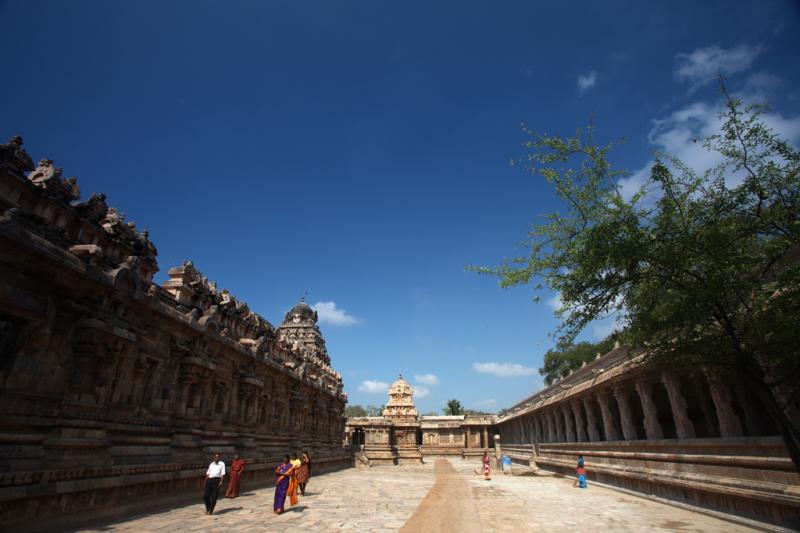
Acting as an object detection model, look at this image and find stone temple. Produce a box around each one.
[345,375,495,465]
[0,137,349,531]
[1,136,800,531]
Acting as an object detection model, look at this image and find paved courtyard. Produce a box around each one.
[73,459,756,533]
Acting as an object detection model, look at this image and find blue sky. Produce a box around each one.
[2,1,799,413]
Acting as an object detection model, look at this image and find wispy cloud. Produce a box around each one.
[474,399,497,407]
[546,293,562,312]
[472,362,537,378]
[413,373,439,385]
[311,301,362,326]
[619,81,800,201]
[413,385,430,398]
[675,44,763,92]
[358,379,388,393]
[577,70,597,94]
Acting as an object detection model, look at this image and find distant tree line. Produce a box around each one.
[344,399,492,418]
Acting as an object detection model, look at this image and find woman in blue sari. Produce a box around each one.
[273,455,294,514]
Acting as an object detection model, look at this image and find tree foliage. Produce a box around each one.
[473,84,800,469]
[540,335,618,385]
[344,404,384,418]
[444,399,464,416]
[344,404,368,418]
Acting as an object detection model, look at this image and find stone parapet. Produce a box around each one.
[535,438,799,529]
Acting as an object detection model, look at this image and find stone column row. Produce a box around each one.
[502,370,745,444]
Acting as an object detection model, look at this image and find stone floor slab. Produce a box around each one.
[72,459,758,533]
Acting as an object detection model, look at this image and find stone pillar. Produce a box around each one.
[614,386,638,441]
[734,377,760,436]
[582,397,600,442]
[555,409,566,442]
[689,375,718,437]
[635,380,664,440]
[483,427,489,448]
[466,427,472,448]
[707,374,744,437]
[571,401,587,442]
[546,411,556,442]
[561,404,576,442]
[597,391,620,441]
[662,372,695,438]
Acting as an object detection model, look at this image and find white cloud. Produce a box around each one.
[675,44,763,92]
[472,362,537,378]
[474,399,497,407]
[311,301,361,326]
[546,292,562,311]
[413,373,439,385]
[577,70,597,94]
[358,380,388,393]
[619,78,800,201]
[413,385,430,398]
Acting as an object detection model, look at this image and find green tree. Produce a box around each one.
[463,409,492,415]
[540,335,618,385]
[364,405,384,417]
[344,404,368,418]
[444,399,464,415]
[473,86,800,470]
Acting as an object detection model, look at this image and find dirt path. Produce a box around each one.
[399,458,482,533]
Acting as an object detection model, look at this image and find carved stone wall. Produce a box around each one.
[0,137,351,530]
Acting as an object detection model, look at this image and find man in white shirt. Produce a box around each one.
[203,453,226,515]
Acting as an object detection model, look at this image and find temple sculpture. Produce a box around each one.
[346,375,495,465]
[494,345,800,530]
[0,137,350,530]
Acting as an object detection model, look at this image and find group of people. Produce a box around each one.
[201,451,312,516]
[473,451,587,489]
[273,451,312,514]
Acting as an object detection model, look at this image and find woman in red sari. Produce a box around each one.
[297,451,310,496]
[225,454,245,498]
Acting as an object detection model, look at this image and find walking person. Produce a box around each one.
[573,455,587,488]
[273,455,295,514]
[203,453,226,515]
[482,451,491,481]
[225,454,245,498]
[297,451,310,496]
[287,452,301,506]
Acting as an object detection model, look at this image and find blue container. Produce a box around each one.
[502,455,511,470]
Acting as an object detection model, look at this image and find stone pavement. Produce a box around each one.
[454,460,756,533]
[73,459,757,533]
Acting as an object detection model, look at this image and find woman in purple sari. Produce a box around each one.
[273,455,294,514]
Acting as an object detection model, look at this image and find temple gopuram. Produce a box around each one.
[494,346,800,530]
[345,375,495,465]
[0,137,350,530]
